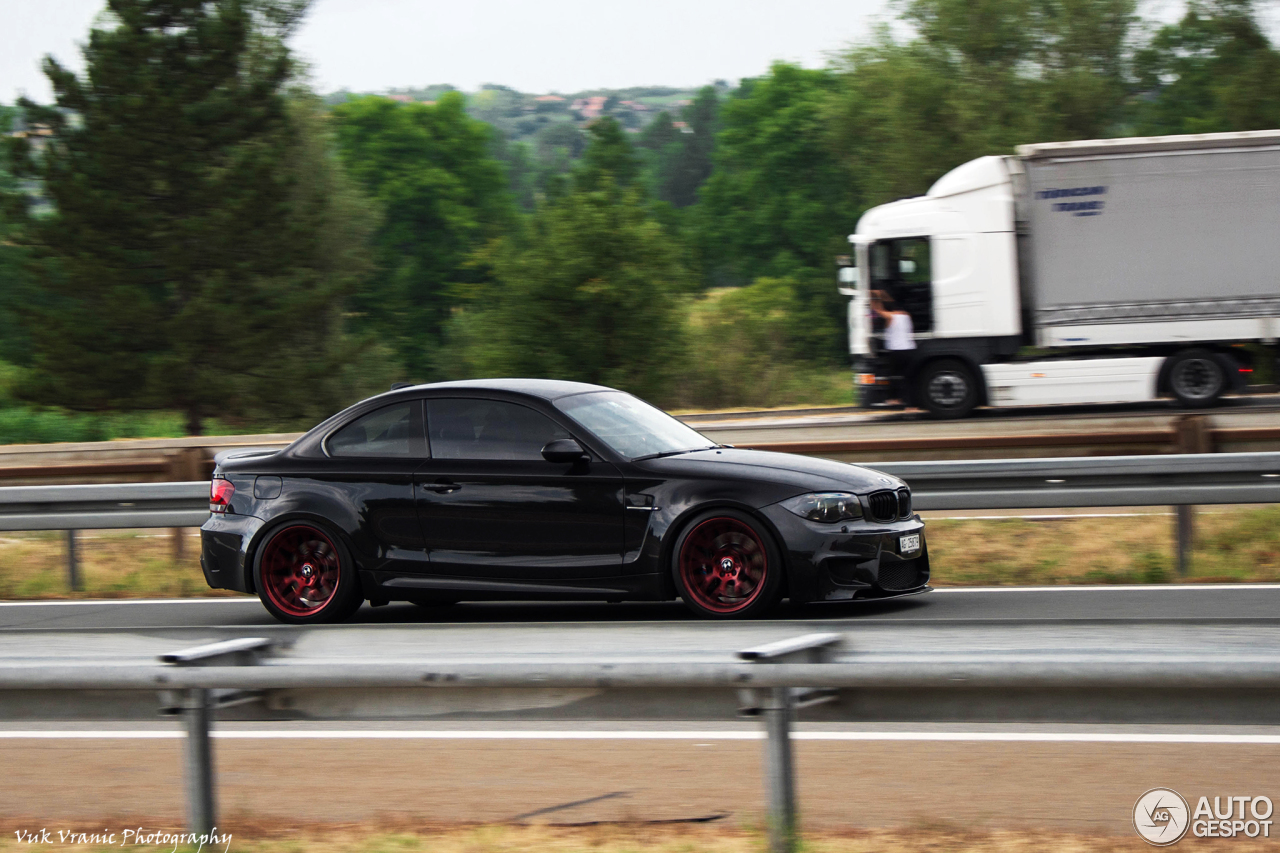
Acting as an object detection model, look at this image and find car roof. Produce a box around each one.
[390,378,614,401]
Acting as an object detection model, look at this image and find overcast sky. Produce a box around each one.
[3,0,892,103]
[8,1,1275,104]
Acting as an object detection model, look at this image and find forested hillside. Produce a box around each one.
[2,0,1279,440]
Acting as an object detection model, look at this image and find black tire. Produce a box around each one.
[917,358,979,419]
[1168,349,1226,408]
[671,508,783,620]
[252,520,363,624]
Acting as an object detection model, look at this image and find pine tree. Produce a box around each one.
[6,0,371,434]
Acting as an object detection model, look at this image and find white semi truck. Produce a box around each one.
[842,129,1280,417]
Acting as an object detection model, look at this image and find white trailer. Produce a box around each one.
[845,129,1280,417]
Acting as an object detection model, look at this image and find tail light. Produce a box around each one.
[210,478,235,513]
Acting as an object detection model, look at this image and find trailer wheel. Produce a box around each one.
[1168,349,1226,408]
[918,358,979,419]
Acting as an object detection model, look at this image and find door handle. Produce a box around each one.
[424,481,461,494]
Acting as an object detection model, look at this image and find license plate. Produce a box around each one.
[899,534,921,554]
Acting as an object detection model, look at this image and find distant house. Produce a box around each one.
[534,95,566,102]
[672,120,693,134]
[387,94,414,103]
[7,124,53,155]
[579,95,608,119]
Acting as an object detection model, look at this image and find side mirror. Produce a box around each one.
[542,438,588,463]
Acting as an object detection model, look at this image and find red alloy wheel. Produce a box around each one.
[678,516,768,614]
[259,525,342,618]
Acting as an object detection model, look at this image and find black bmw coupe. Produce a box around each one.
[201,379,929,623]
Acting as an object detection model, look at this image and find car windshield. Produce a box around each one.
[555,391,715,460]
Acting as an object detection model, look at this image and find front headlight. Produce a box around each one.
[781,492,863,523]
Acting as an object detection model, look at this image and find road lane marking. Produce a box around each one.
[931,584,1280,591]
[4,730,1280,743]
[4,582,1280,608]
[0,598,256,607]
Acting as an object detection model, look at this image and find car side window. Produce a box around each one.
[328,402,426,458]
[427,399,570,461]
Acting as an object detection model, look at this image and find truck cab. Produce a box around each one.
[849,156,1023,415]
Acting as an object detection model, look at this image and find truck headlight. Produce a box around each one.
[781,492,863,523]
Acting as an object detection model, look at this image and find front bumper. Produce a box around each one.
[200,513,265,593]
[760,505,930,603]
[854,356,892,408]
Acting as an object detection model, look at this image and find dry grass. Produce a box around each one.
[2,506,1280,600]
[0,529,239,599]
[0,822,1264,853]
[927,505,1280,586]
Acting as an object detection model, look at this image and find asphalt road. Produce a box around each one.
[6,587,1280,832]
[3,584,1279,632]
[6,726,1280,832]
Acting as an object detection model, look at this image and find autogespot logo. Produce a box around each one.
[1134,789,1276,844]
[1134,788,1190,846]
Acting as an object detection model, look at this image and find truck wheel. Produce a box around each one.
[1169,349,1226,408]
[918,359,979,419]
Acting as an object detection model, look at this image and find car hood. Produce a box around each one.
[635,448,905,494]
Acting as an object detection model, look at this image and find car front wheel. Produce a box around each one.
[672,509,783,619]
[253,522,363,624]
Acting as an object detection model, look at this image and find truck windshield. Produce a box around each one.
[870,238,933,333]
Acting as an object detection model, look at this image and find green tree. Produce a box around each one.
[443,129,689,400]
[653,86,720,208]
[0,104,30,368]
[828,0,1138,207]
[1134,0,1280,134]
[697,64,857,285]
[576,117,640,191]
[5,0,374,434]
[692,64,855,362]
[330,93,516,379]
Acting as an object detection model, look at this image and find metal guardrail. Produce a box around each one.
[1,451,1278,535]
[0,481,209,531]
[5,631,1280,852]
[876,451,1280,510]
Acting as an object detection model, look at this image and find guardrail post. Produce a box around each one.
[762,686,796,851]
[1173,416,1213,576]
[65,529,80,591]
[739,633,843,853]
[168,449,203,563]
[183,687,215,835]
[158,638,275,838]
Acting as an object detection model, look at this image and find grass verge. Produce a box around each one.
[0,530,237,599]
[0,823,1252,853]
[926,504,1280,585]
[2,506,1279,600]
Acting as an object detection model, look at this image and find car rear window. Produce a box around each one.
[328,402,426,457]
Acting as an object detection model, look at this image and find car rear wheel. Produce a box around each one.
[253,522,362,624]
[672,509,782,619]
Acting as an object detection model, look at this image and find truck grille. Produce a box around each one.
[897,488,912,519]
[867,490,898,522]
[879,560,924,591]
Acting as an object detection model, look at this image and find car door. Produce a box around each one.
[415,397,625,581]
[313,399,429,569]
